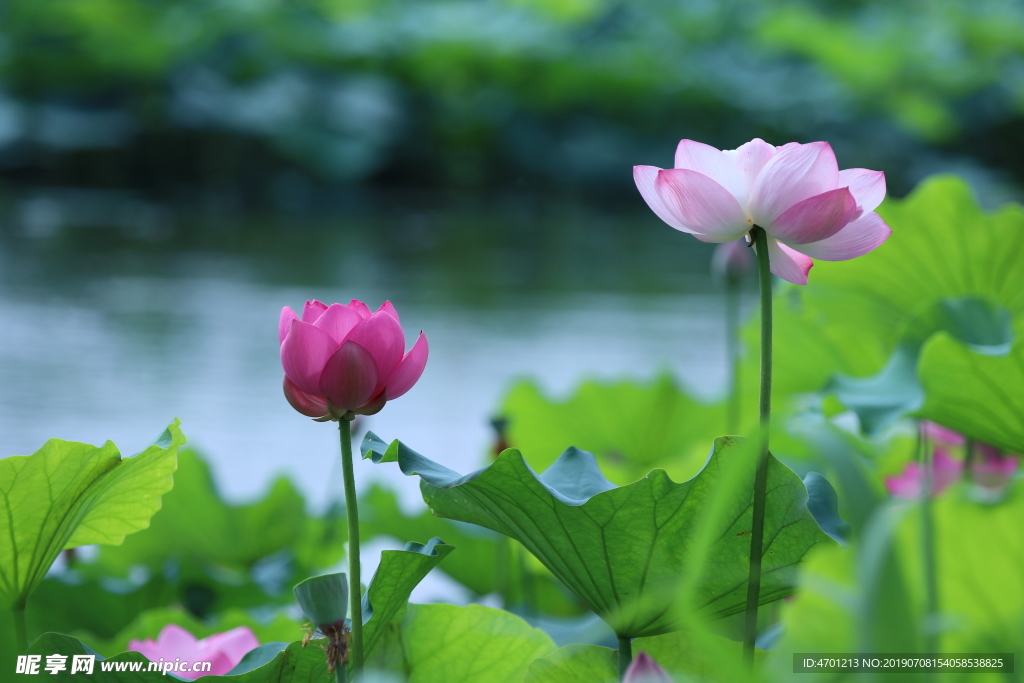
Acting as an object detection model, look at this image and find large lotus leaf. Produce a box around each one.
[918,333,1024,452]
[98,449,335,574]
[366,604,556,683]
[362,485,582,615]
[0,421,184,611]
[744,176,1024,431]
[362,432,836,639]
[500,375,726,485]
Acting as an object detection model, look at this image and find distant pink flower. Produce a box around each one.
[128,625,258,679]
[624,652,673,683]
[972,445,1019,489]
[279,299,428,420]
[921,421,966,447]
[634,139,891,284]
[711,239,754,282]
[885,448,963,498]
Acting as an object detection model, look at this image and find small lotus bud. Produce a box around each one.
[624,651,673,683]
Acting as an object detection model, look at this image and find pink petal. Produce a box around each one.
[766,238,814,285]
[280,319,339,395]
[301,300,328,323]
[655,168,748,239]
[750,141,839,225]
[921,422,965,447]
[792,212,891,261]
[200,627,260,668]
[624,651,672,683]
[130,625,203,663]
[318,340,379,411]
[283,376,329,418]
[278,307,298,345]
[733,138,777,196]
[838,168,886,213]
[349,300,372,319]
[196,652,235,678]
[634,165,696,234]
[770,187,859,245]
[346,311,406,394]
[313,303,364,344]
[886,462,923,498]
[378,300,401,324]
[932,448,964,492]
[674,139,747,204]
[384,331,428,399]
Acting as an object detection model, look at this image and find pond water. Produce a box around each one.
[0,191,744,514]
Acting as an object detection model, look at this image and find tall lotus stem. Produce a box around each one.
[743,226,773,661]
[920,422,939,654]
[618,635,633,680]
[339,419,364,675]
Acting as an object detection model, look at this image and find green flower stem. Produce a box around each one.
[335,662,348,683]
[920,423,939,655]
[743,226,773,662]
[339,419,364,676]
[725,274,742,434]
[617,635,633,680]
[13,603,27,652]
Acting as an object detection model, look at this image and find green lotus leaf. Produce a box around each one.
[0,421,185,611]
[918,333,1024,452]
[500,375,726,485]
[97,449,338,575]
[362,432,836,639]
[359,537,454,659]
[366,603,556,683]
[362,484,582,615]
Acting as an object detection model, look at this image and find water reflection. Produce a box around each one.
[0,196,741,510]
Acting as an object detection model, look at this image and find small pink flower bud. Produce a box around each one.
[624,651,673,683]
[279,299,428,420]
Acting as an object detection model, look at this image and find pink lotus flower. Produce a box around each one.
[280,299,428,419]
[634,139,891,284]
[921,421,966,447]
[128,625,258,679]
[885,448,963,499]
[624,652,673,683]
[972,444,1019,489]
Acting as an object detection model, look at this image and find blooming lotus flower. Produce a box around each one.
[624,652,673,683]
[885,448,963,499]
[128,625,258,679]
[634,139,891,284]
[280,299,428,420]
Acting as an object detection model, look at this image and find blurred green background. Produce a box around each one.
[3,0,1024,498]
